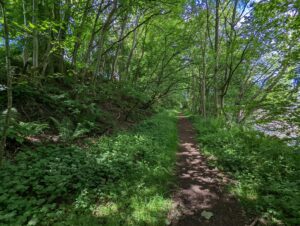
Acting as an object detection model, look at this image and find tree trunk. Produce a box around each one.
[32,0,39,76]
[83,3,103,71]
[199,66,207,117]
[0,0,12,165]
[71,0,92,67]
[200,20,208,118]
[54,0,71,74]
[134,25,148,82]
[111,16,127,80]
[22,0,29,68]
[220,0,239,112]
[213,0,220,115]
[125,13,140,79]
[94,1,118,77]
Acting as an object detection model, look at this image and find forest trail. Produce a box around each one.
[169,116,247,226]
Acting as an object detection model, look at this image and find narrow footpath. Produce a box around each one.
[169,116,247,226]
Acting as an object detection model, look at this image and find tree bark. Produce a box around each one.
[94,1,118,76]
[0,0,12,165]
[71,0,93,67]
[220,0,239,111]
[83,3,103,70]
[199,14,208,118]
[125,13,140,79]
[53,0,71,74]
[32,0,39,76]
[213,0,220,115]
[22,0,29,68]
[200,52,207,117]
[111,16,127,80]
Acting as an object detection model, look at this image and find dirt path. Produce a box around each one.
[169,116,247,226]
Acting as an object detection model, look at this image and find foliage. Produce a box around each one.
[0,146,105,225]
[0,108,48,144]
[7,121,49,144]
[192,116,300,225]
[0,75,153,146]
[0,111,178,225]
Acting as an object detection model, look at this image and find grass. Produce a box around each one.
[0,111,178,226]
[191,116,300,226]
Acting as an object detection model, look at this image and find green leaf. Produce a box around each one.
[28,22,36,29]
[27,216,39,226]
[201,210,213,220]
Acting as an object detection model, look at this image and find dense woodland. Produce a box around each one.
[0,0,299,225]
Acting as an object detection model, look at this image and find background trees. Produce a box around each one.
[0,0,298,156]
[0,0,299,163]
[184,0,299,124]
[0,0,189,158]
[0,0,12,165]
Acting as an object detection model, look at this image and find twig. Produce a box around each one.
[249,217,259,226]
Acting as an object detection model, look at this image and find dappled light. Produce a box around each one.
[0,112,178,225]
[169,116,246,226]
[192,116,300,225]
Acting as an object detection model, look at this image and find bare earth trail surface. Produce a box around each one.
[169,116,247,226]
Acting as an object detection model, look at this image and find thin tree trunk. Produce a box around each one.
[199,16,208,118]
[134,25,148,82]
[41,40,52,77]
[125,13,140,79]
[32,0,39,76]
[56,0,71,74]
[83,3,103,71]
[191,72,197,113]
[111,16,127,80]
[201,72,206,117]
[0,0,12,165]
[200,51,207,117]
[213,0,220,115]
[94,1,117,76]
[220,0,239,111]
[22,0,29,68]
[71,0,92,67]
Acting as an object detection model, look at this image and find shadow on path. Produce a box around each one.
[169,116,247,226]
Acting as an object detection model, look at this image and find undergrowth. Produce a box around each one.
[1,76,151,155]
[0,111,178,226]
[192,117,300,226]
